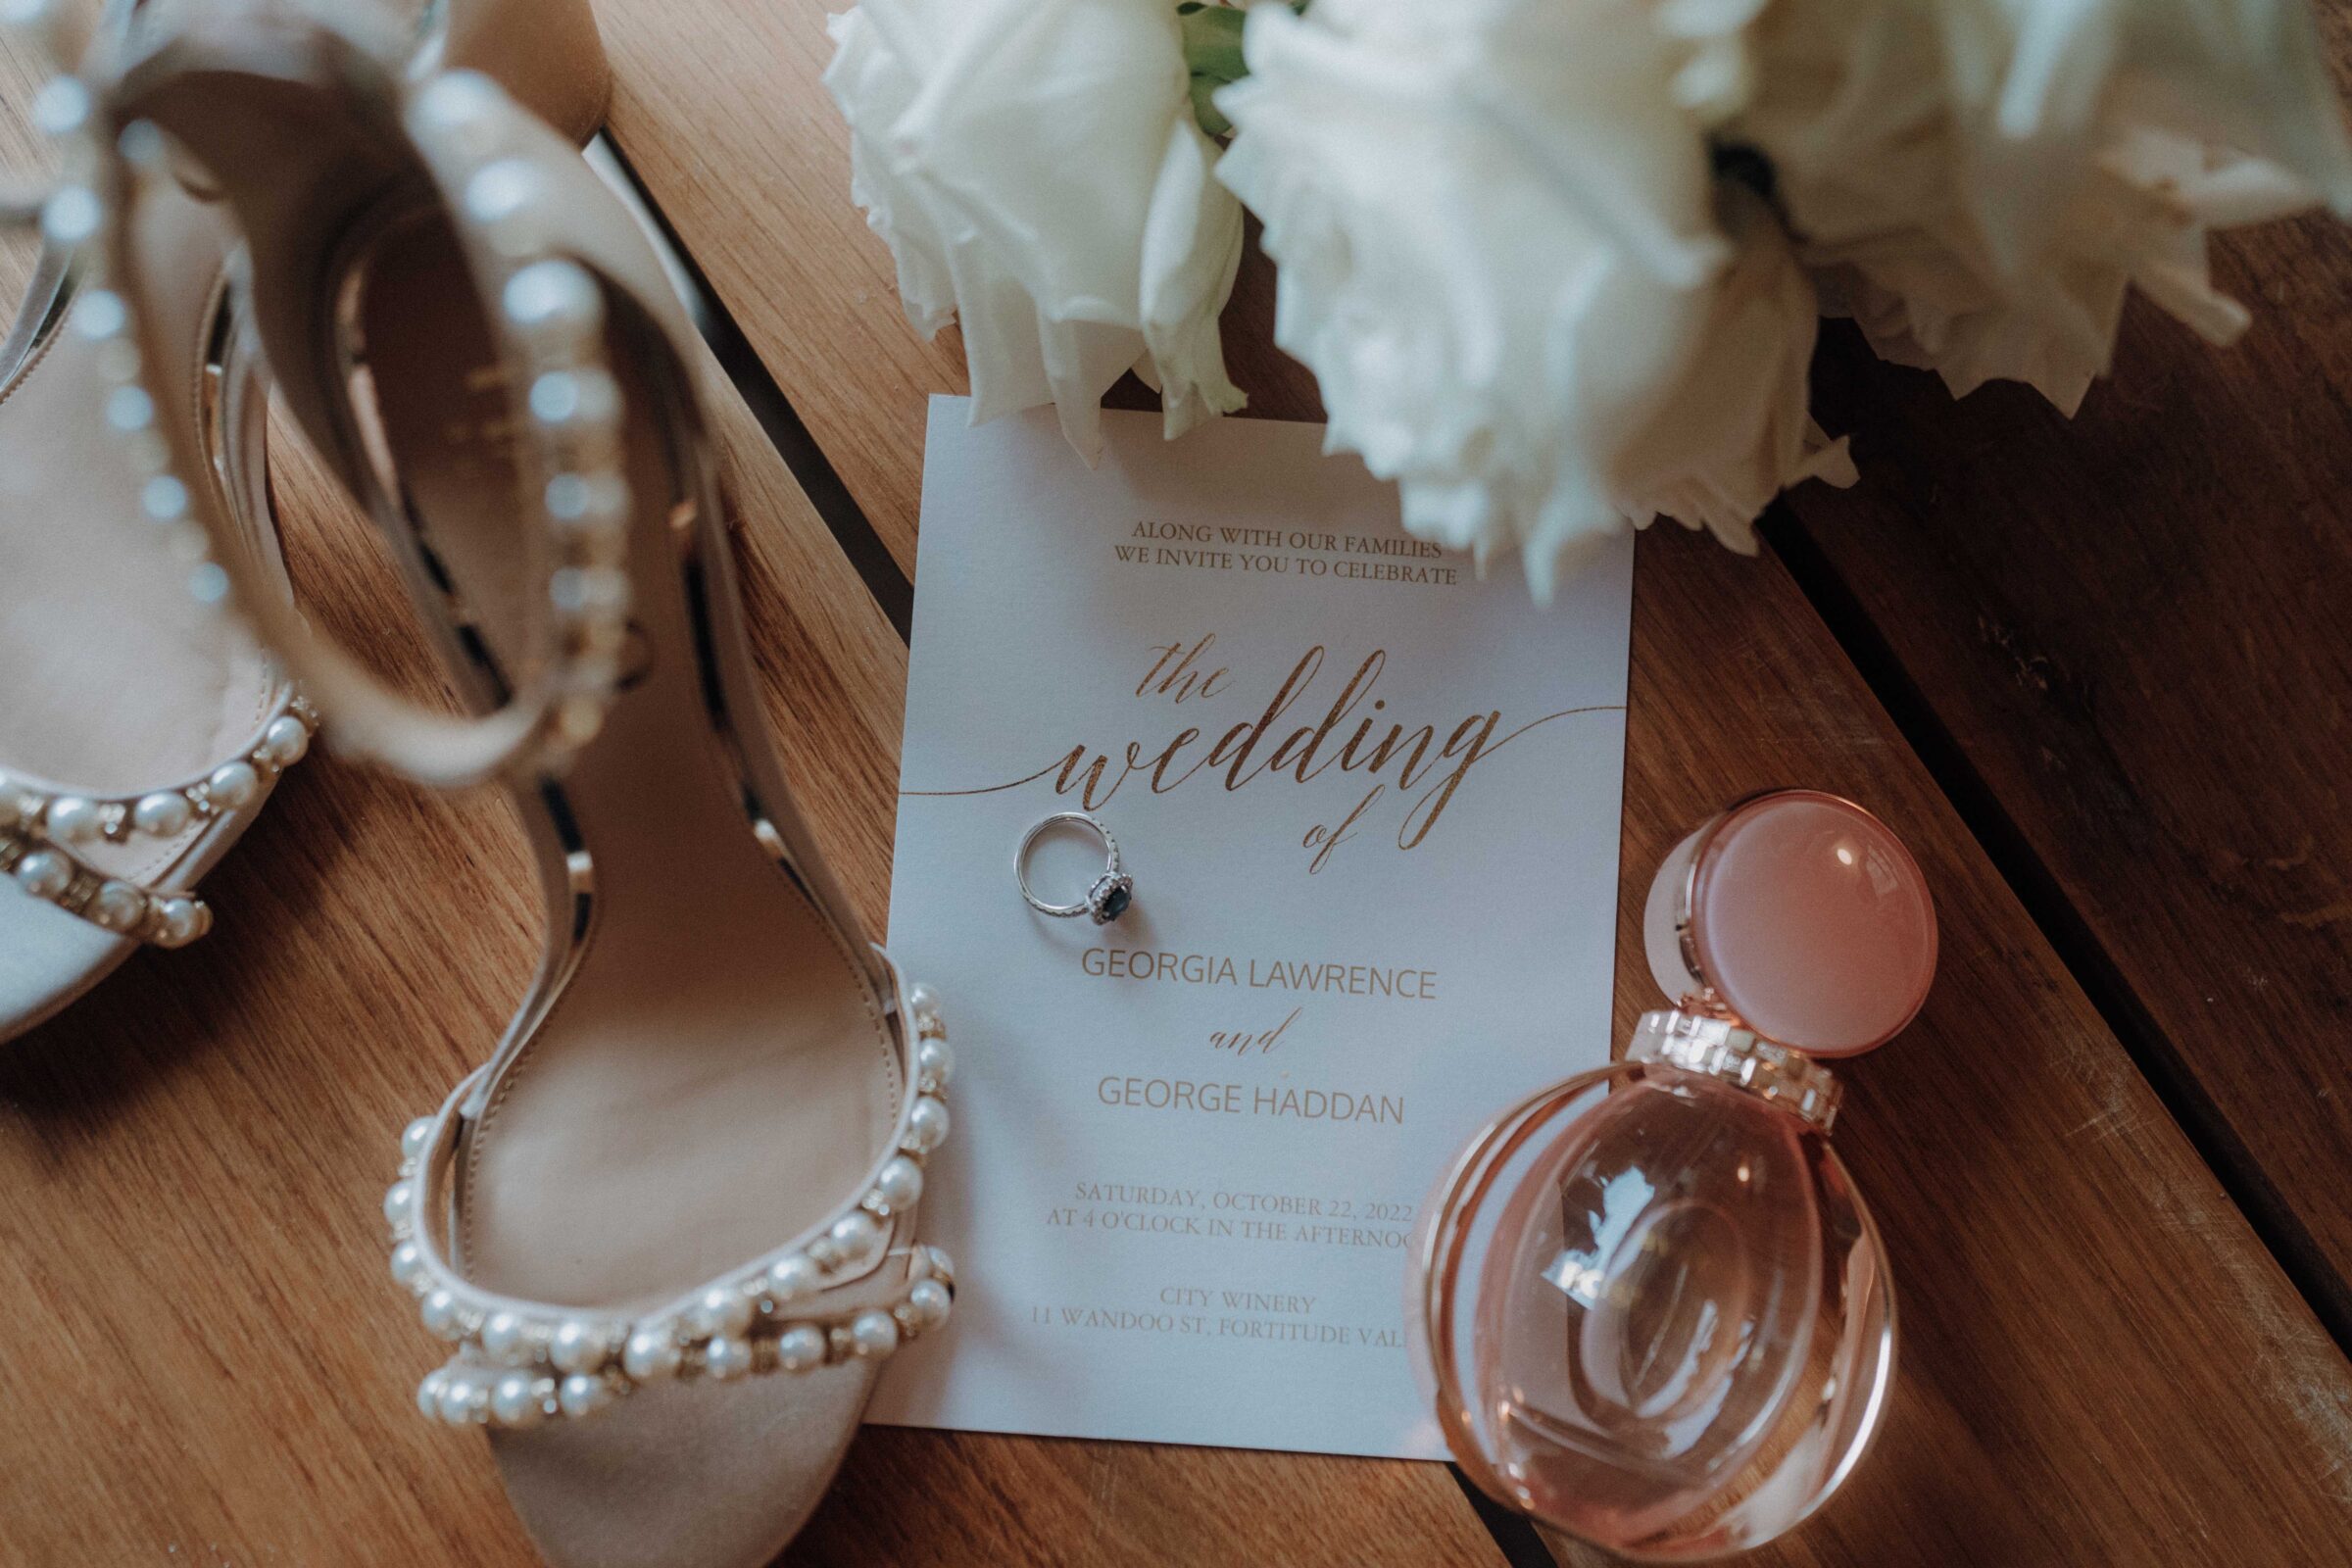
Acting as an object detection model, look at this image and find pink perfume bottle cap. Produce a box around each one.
[1643,789,1936,1056]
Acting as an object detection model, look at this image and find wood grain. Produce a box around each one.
[597,1,2352,1562]
[1779,194,2352,1328]
[1767,2,2352,1336]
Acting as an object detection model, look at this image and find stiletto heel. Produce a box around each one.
[95,10,957,1563]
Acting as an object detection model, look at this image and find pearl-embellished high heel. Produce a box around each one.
[91,8,957,1564]
[0,0,608,1044]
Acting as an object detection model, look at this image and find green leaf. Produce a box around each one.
[1180,3,1249,85]
[1190,73,1233,141]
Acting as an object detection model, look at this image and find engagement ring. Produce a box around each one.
[1017,811,1134,924]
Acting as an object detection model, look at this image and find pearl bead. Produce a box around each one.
[132,791,193,836]
[416,1369,448,1421]
[687,1286,753,1342]
[207,760,260,809]
[88,881,145,934]
[141,474,188,522]
[775,1324,827,1372]
[765,1253,823,1303]
[504,260,603,348]
[105,385,154,432]
[908,982,938,1013]
[544,471,629,530]
[261,714,310,767]
[41,185,100,247]
[916,1037,954,1088]
[550,1320,608,1375]
[152,898,207,949]
[621,1328,681,1382]
[382,1181,415,1226]
[548,565,627,615]
[71,289,126,341]
[420,1289,465,1341]
[558,1373,613,1419]
[13,850,70,900]
[905,1278,953,1331]
[435,1372,482,1424]
[43,797,101,845]
[0,0,61,31]
[409,71,505,153]
[402,1116,434,1160]
[849,1308,899,1359]
[490,1372,545,1428]
[906,1096,951,1153]
[873,1155,924,1211]
[529,368,620,433]
[480,1311,534,1365]
[29,74,85,135]
[188,564,230,608]
[466,158,545,257]
[829,1210,883,1269]
[703,1335,753,1381]
[118,119,168,170]
[464,157,539,221]
[389,1242,425,1289]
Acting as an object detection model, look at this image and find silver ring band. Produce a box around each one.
[1017,811,1134,924]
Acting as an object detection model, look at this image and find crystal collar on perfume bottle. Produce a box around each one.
[1629,1007,1843,1132]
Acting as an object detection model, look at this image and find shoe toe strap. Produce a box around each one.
[386,983,959,1430]
[0,693,316,948]
[0,833,214,948]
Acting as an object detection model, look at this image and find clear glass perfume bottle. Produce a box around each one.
[1409,789,1936,1560]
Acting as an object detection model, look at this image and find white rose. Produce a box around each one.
[1616,187,1856,553]
[1731,0,2352,412]
[825,0,1247,462]
[1214,0,1847,597]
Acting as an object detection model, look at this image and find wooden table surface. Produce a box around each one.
[5,3,2351,1564]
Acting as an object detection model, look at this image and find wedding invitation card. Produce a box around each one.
[876,399,1632,1458]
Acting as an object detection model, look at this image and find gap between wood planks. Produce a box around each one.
[587,132,1552,1568]
[587,138,912,640]
[1762,503,2352,1359]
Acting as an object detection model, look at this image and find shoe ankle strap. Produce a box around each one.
[83,34,640,790]
[420,0,610,146]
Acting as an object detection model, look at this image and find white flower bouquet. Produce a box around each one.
[827,0,2352,597]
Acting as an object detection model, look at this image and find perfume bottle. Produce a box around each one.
[1408,789,1936,1560]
